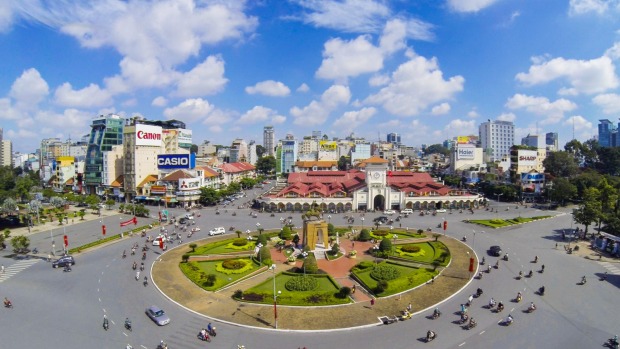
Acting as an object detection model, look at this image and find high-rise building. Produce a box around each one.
[0,127,3,141]
[598,119,617,147]
[263,126,275,157]
[521,134,545,149]
[84,114,125,195]
[280,134,297,174]
[479,120,515,162]
[387,133,401,145]
[0,140,12,167]
[230,139,248,163]
[247,141,258,165]
[545,132,559,151]
[312,130,322,139]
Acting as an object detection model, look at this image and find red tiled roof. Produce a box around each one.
[219,162,256,173]
[161,170,194,181]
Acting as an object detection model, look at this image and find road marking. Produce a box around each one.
[599,262,620,275]
[459,342,466,346]
[0,259,40,283]
[123,332,128,336]
[479,330,485,335]
[140,345,147,349]
[98,298,101,302]
[511,307,515,312]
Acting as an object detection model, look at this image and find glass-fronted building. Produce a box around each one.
[84,114,124,195]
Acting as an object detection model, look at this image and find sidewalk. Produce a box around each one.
[7,209,122,238]
[152,235,473,330]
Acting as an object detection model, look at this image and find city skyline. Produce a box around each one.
[1,0,620,153]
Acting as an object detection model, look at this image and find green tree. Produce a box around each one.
[239,177,256,190]
[50,196,66,209]
[10,235,30,253]
[543,151,579,178]
[337,156,348,171]
[571,170,602,198]
[549,178,577,205]
[78,209,86,220]
[13,176,34,202]
[258,245,272,266]
[199,187,220,206]
[359,229,371,241]
[257,234,268,245]
[292,233,300,246]
[279,226,292,240]
[379,238,392,253]
[596,147,620,176]
[424,144,450,156]
[256,155,276,175]
[190,144,198,154]
[573,187,602,234]
[105,199,116,209]
[330,242,340,255]
[256,144,266,158]
[2,198,18,214]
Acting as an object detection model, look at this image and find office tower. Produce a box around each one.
[263,126,275,157]
[479,120,515,162]
[545,132,559,151]
[598,119,616,147]
[84,114,125,194]
[387,133,401,145]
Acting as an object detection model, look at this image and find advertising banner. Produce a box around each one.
[178,178,201,191]
[319,141,337,151]
[135,124,162,147]
[518,150,538,166]
[151,185,167,194]
[178,129,192,148]
[456,146,475,160]
[457,136,470,144]
[521,173,544,182]
[157,153,195,169]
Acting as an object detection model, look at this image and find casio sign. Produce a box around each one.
[157,154,195,169]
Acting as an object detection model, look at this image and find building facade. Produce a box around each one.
[263,126,275,157]
[280,135,298,174]
[479,120,515,162]
[84,114,124,195]
[387,132,401,145]
[545,132,559,151]
[0,140,12,167]
[598,119,617,147]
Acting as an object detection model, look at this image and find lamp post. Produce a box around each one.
[257,243,263,264]
[327,214,331,225]
[256,222,261,234]
[361,217,365,229]
[50,228,55,256]
[301,251,308,275]
[269,264,278,329]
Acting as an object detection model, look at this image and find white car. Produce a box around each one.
[436,208,447,213]
[401,209,413,215]
[208,227,226,236]
[383,209,396,215]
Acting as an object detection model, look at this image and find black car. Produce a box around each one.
[373,216,389,224]
[179,217,188,224]
[52,255,75,268]
[489,245,502,257]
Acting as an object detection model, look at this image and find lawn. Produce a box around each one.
[369,229,426,240]
[179,258,262,291]
[466,216,552,228]
[393,241,451,266]
[351,261,438,297]
[190,233,278,256]
[239,272,351,306]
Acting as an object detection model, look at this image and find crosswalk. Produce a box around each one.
[0,259,41,283]
[599,261,620,276]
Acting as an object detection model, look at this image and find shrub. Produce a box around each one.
[355,261,374,270]
[279,226,292,240]
[327,223,335,236]
[232,238,248,247]
[257,234,268,246]
[258,245,272,266]
[374,230,389,237]
[292,234,300,245]
[401,245,421,253]
[374,280,388,294]
[222,259,247,270]
[203,274,217,287]
[379,238,392,252]
[337,286,352,298]
[182,254,190,263]
[242,292,264,302]
[189,243,197,252]
[417,229,424,235]
[233,289,243,299]
[305,294,330,304]
[330,243,340,255]
[359,229,371,241]
[370,264,400,281]
[285,275,319,291]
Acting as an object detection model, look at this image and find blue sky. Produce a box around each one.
[2,0,620,153]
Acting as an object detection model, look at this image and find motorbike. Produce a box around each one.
[142,253,146,261]
[122,251,126,259]
[143,277,148,287]
[125,319,132,331]
[32,248,39,254]
[426,331,437,342]
[503,316,514,326]
[431,310,441,319]
[515,294,522,303]
[63,265,72,272]
[208,327,217,337]
[132,262,137,270]
[462,236,467,242]
[140,263,144,271]
[497,304,504,312]
[607,338,619,349]
[467,320,477,330]
[476,288,483,297]
[4,300,13,308]
[528,270,533,278]
[481,257,485,265]
[157,341,168,349]
[580,276,587,285]
[103,319,109,331]
[197,331,211,342]
[527,305,536,313]
[538,287,545,296]
[503,254,509,261]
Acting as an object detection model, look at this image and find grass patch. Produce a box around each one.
[179,258,260,291]
[393,241,451,266]
[467,215,551,228]
[326,251,343,260]
[191,233,278,255]
[351,261,438,297]
[368,230,426,240]
[69,234,122,254]
[239,272,351,306]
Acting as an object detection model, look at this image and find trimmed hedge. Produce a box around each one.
[401,245,421,253]
[68,234,122,254]
[370,264,401,281]
[285,275,319,291]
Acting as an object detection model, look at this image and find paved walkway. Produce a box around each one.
[152,235,473,330]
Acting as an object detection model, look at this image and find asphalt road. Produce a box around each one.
[1,198,618,349]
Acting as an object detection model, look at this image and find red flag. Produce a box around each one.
[387,171,393,177]
[120,217,137,227]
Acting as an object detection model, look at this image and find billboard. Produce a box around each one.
[157,153,196,169]
[456,146,475,160]
[135,124,162,147]
[178,178,201,191]
[521,173,544,182]
[319,141,337,151]
[518,150,538,166]
[457,136,470,144]
[178,129,192,148]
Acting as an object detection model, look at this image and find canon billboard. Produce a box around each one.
[157,153,196,169]
[135,124,162,147]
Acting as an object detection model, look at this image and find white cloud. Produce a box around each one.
[271,115,286,124]
[0,1,16,33]
[564,115,595,139]
[568,0,614,15]
[291,85,351,126]
[431,103,451,115]
[293,0,391,33]
[369,74,390,87]
[245,80,291,97]
[606,42,620,60]
[9,68,49,109]
[163,98,215,123]
[468,109,480,118]
[505,94,577,124]
[152,96,168,107]
[515,56,619,95]
[316,35,384,81]
[0,98,22,120]
[447,0,499,13]
[444,119,476,135]
[297,83,310,93]
[237,106,285,124]
[202,108,233,127]
[54,82,112,108]
[593,93,620,114]
[497,112,516,122]
[333,107,377,131]
[365,55,464,116]
[174,55,228,97]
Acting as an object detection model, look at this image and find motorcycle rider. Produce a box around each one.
[132,261,137,270]
[469,317,476,328]
[539,286,545,295]
[528,270,533,278]
[481,256,485,265]
[518,270,523,279]
[125,317,132,330]
[528,302,536,312]
[534,255,538,263]
[426,330,436,341]
[103,315,109,330]
[506,314,514,325]
[581,275,587,284]
[4,297,12,307]
[207,322,214,335]
[516,291,522,302]
[199,328,208,340]
[122,250,126,258]
[433,308,441,318]
[495,260,500,269]
[497,301,504,312]
[489,297,496,308]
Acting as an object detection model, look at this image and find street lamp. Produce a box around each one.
[269,264,278,329]
[257,243,263,264]
[256,222,262,235]
[301,251,308,275]
[361,217,365,229]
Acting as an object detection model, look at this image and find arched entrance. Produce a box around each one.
[373,195,385,211]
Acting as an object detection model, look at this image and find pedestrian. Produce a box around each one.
[1,265,4,274]
[352,284,356,294]
[407,303,412,312]
[352,241,355,248]
[370,298,375,306]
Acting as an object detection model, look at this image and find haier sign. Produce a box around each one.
[457,147,475,160]
[157,154,196,169]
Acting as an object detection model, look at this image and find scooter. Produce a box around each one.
[125,319,132,332]
[607,337,619,349]
[197,331,211,342]
[426,331,437,342]
[63,265,72,272]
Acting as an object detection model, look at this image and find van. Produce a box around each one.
[208,227,226,236]
[401,209,413,215]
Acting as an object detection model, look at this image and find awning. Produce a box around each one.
[147,197,162,201]
[168,199,178,203]
[135,196,147,200]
